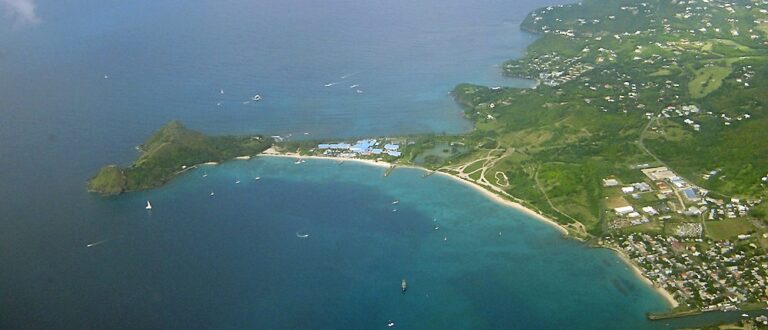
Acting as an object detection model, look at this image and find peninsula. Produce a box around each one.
[90,0,768,322]
[87,121,272,195]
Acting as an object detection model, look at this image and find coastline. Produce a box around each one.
[606,246,680,309]
[257,149,684,310]
[259,149,570,235]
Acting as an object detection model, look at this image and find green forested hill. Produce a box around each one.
[88,121,272,195]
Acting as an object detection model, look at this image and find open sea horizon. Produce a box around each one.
[0,0,759,328]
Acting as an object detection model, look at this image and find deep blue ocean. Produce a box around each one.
[0,1,756,329]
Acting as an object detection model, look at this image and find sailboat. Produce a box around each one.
[145,201,152,210]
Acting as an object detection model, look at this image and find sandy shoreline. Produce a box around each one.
[256,150,679,309]
[258,149,391,169]
[259,150,568,234]
[429,171,569,235]
[607,246,680,308]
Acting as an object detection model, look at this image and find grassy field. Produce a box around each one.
[688,64,734,99]
[705,219,756,240]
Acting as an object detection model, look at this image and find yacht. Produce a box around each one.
[145,201,152,210]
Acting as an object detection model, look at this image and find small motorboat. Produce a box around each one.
[401,279,407,294]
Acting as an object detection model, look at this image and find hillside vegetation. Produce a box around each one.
[405,0,768,236]
[88,121,272,195]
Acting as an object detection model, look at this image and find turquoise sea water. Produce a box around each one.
[0,0,758,328]
[51,157,676,329]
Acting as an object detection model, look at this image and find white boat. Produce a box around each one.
[254,176,261,180]
[235,180,241,184]
[86,239,107,248]
[220,89,224,94]
[210,192,215,196]
[296,232,310,238]
[434,226,440,230]
[401,279,407,293]
[145,201,152,210]
[294,159,302,164]
[392,200,399,205]
[324,82,335,87]
[349,84,359,88]
[251,94,262,101]
[104,74,109,79]
[356,89,364,94]
[387,321,395,327]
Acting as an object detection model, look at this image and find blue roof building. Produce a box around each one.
[682,188,700,201]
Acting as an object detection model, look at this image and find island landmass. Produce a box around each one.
[87,120,272,195]
[89,0,768,325]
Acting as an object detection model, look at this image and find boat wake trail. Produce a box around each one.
[86,239,108,248]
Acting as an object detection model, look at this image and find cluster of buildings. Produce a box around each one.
[505,53,594,87]
[607,166,757,229]
[605,233,768,311]
[317,139,402,158]
[529,0,768,43]
[509,0,768,124]
[656,103,753,132]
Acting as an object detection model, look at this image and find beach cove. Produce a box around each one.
[2,0,756,328]
[256,151,681,308]
[111,155,675,329]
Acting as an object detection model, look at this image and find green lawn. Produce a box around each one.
[688,64,734,99]
[705,219,755,240]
